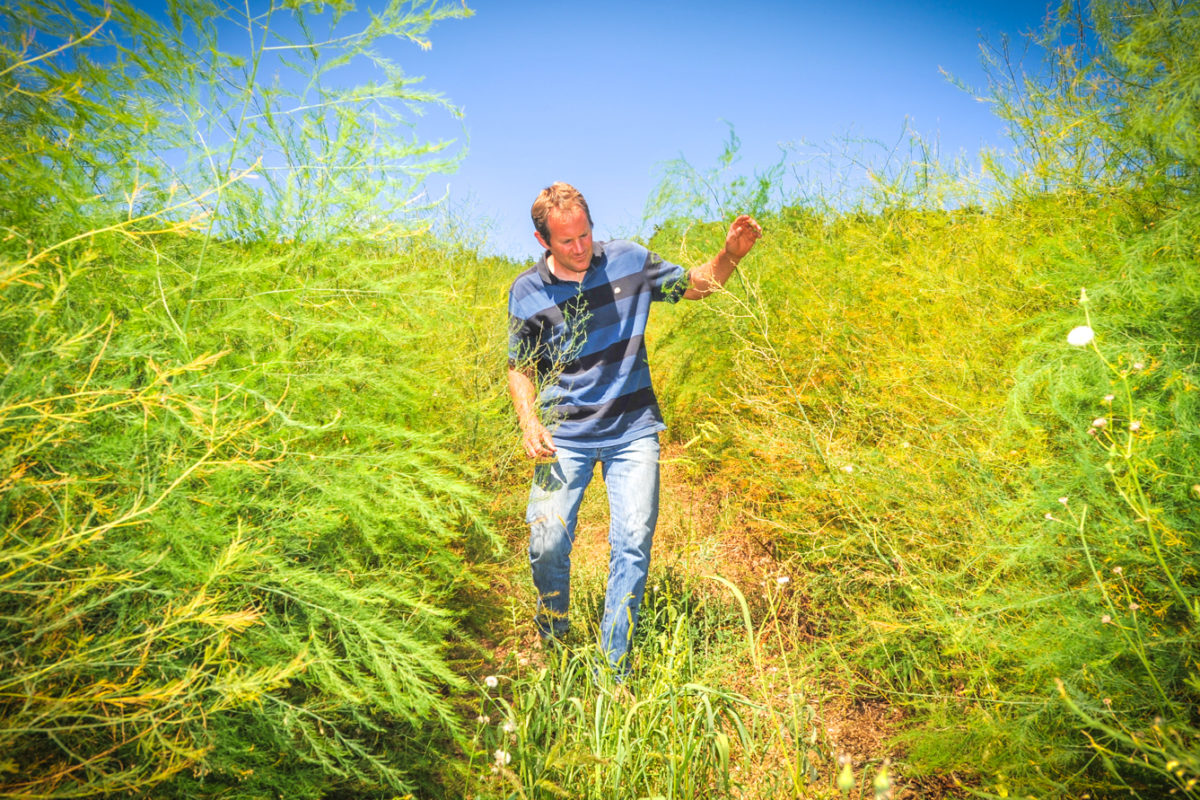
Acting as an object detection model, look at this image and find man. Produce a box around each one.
[507,182,762,673]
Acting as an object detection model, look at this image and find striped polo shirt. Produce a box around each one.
[508,240,690,447]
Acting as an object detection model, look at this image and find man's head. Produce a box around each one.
[532,182,593,243]
[532,182,594,277]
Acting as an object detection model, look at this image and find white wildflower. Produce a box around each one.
[475,714,490,724]
[484,675,499,689]
[1058,497,1069,506]
[1103,394,1114,404]
[1133,361,1144,370]
[1129,420,1141,431]
[1092,417,1107,428]
[1044,512,1055,521]
[1067,325,1095,346]
[1129,603,1139,611]
[1113,566,1123,575]
[841,464,854,473]
[777,576,790,586]
[493,749,511,766]
[1101,614,1112,624]
[502,720,516,733]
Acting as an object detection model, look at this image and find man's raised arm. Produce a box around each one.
[683,214,763,300]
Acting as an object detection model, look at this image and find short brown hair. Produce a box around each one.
[531,182,593,242]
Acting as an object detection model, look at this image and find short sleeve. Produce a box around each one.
[644,250,689,303]
[507,312,538,368]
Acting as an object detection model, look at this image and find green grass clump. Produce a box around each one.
[461,572,828,800]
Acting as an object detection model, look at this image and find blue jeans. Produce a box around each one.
[526,432,660,671]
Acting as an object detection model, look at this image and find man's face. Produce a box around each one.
[537,206,593,276]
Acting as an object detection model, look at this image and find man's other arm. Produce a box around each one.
[507,366,557,459]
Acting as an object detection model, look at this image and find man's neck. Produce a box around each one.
[548,254,587,283]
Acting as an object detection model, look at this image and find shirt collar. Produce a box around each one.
[536,241,606,285]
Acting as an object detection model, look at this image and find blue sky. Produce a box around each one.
[401,0,1054,257]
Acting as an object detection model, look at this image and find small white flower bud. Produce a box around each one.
[1067,325,1095,346]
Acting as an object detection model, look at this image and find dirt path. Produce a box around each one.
[477,443,956,798]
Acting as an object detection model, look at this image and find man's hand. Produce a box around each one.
[521,419,557,460]
[684,214,764,300]
[724,214,763,262]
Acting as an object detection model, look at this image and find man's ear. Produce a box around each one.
[534,230,550,251]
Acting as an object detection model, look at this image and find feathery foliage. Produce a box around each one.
[639,1,1200,795]
[0,2,510,797]
[4,0,1199,797]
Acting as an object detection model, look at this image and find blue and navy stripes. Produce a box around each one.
[508,240,688,447]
